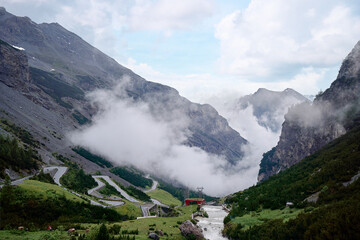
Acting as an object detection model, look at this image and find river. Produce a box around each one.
[196,205,229,240]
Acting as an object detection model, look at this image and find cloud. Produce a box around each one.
[69,80,259,196]
[127,0,215,33]
[215,0,360,78]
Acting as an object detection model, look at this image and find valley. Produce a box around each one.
[1,4,360,240]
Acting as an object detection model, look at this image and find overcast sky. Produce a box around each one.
[1,0,360,102]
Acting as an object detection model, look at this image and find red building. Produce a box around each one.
[185,199,205,206]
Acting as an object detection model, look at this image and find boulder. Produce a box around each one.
[179,220,204,240]
[148,232,159,240]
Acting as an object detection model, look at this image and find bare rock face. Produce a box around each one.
[258,41,360,182]
[179,220,204,240]
[0,40,29,88]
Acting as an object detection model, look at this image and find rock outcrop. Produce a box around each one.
[179,220,204,240]
[0,40,29,88]
[258,40,360,182]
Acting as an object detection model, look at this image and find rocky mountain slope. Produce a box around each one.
[258,40,360,182]
[0,8,247,180]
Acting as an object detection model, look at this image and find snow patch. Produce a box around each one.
[11,45,25,51]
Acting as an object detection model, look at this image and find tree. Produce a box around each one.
[96,224,109,240]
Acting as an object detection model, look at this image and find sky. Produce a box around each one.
[1,0,360,103]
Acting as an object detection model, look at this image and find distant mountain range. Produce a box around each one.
[234,88,309,133]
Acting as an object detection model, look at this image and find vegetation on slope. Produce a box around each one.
[118,205,197,239]
[0,118,40,148]
[148,189,182,206]
[110,167,152,188]
[72,146,113,168]
[0,180,129,229]
[114,200,142,219]
[60,163,97,194]
[30,170,55,184]
[157,178,216,202]
[0,134,39,178]
[98,178,123,198]
[72,110,91,125]
[223,126,360,239]
[122,185,151,202]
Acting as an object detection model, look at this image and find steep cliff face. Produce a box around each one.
[258,41,360,182]
[0,8,247,168]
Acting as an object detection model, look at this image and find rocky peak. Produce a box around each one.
[337,40,360,79]
[258,40,360,182]
[235,88,308,132]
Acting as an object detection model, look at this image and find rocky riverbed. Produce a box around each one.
[197,205,229,240]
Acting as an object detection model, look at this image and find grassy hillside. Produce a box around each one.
[114,200,142,219]
[223,126,360,239]
[0,180,129,229]
[19,180,85,203]
[117,205,197,240]
[148,189,182,206]
[60,164,97,194]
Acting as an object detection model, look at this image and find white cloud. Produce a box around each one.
[215,0,360,78]
[69,82,260,196]
[127,0,214,32]
[124,56,326,102]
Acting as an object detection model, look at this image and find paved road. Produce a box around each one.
[100,199,125,206]
[10,175,33,185]
[144,179,158,193]
[43,166,68,186]
[87,176,106,196]
[90,175,139,203]
[151,198,169,208]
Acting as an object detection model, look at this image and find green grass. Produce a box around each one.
[231,208,304,230]
[116,205,197,240]
[148,189,182,206]
[0,230,69,240]
[114,200,142,219]
[19,180,85,203]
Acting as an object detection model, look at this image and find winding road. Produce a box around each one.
[88,175,140,203]
[144,179,158,193]
[6,166,170,217]
[43,166,68,186]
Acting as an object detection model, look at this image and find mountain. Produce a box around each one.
[223,124,360,239]
[0,7,247,181]
[258,40,360,182]
[234,88,309,132]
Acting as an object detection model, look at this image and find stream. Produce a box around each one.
[197,205,229,240]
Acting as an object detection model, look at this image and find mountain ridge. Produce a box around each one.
[258,40,360,182]
[0,8,247,182]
